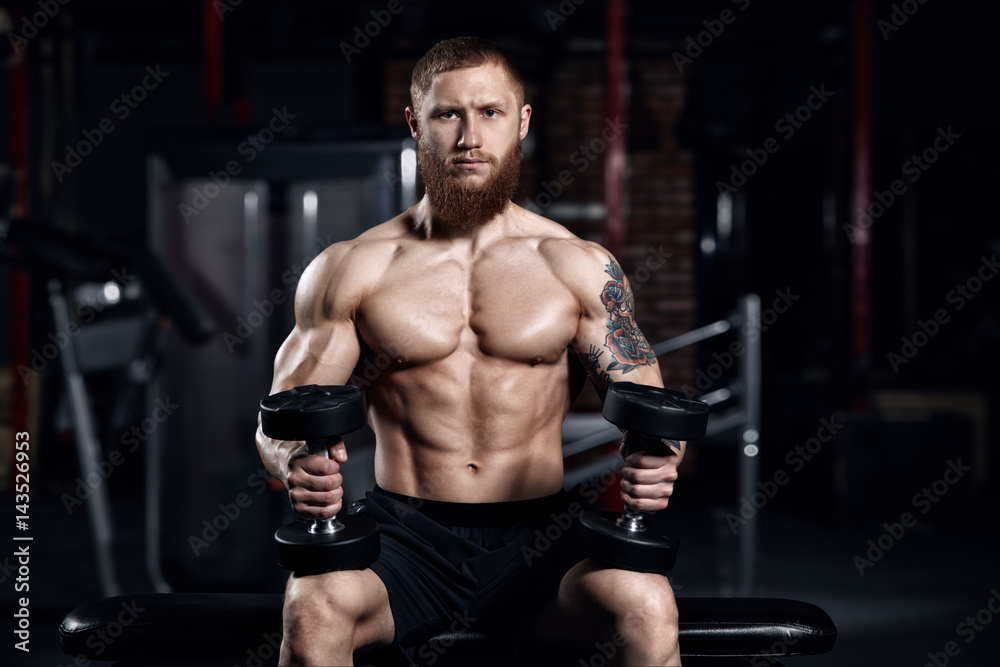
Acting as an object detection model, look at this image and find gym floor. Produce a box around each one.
[7,478,998,667]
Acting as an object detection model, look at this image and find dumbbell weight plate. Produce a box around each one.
[260,384,367,441]
[602,382,709,441]
[578,511,679,574]
[275,515,381,575]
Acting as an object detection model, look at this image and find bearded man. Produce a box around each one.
[256,36,685,666]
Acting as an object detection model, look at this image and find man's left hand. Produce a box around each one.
[619,439,680,513]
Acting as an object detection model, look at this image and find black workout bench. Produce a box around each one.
[60,593,836,666]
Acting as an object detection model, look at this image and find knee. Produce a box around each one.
[282,573,361,655]
[611,571,679,635]
[582,568,680,662]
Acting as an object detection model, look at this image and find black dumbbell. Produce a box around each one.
[577,382,709,574]
[259,384,380,576]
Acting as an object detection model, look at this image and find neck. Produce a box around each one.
[409,195,516,242]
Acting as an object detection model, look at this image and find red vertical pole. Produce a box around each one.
[203,0,224,123]
[605,0,627,262]
[9,15,32,471]
[851,0,872,382]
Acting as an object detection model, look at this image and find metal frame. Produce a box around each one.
[48,279,122,597]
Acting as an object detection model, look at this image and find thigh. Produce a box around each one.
[283,567,396,651]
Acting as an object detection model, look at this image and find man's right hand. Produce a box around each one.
[286,443,349,519]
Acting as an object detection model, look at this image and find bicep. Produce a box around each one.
[269,245,363,393]
[271,319,361,393]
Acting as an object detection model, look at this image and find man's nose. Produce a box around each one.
[457,117,483,150]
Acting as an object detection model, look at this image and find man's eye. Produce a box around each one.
[484,109,498,118]
[440,111,457,119]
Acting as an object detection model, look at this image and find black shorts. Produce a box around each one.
[353,484,588,664]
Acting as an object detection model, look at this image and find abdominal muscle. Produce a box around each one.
[365,353,571,503]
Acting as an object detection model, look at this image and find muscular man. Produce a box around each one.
[257,37,685,666]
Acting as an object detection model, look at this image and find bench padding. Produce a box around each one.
[59,593,836,662]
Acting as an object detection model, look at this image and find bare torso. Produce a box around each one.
[261,198,663,505]
[349,206,586,502]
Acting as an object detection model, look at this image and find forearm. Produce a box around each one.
[256,414,303,487]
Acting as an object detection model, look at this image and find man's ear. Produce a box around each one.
[519,104,532,140]
[405,106,420,140]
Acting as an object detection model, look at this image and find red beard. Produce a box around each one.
[417,138,521,229]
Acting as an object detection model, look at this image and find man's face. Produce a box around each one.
[407,64,531,228]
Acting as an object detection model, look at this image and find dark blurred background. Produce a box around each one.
[0,0,997,665]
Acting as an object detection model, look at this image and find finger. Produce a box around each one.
[329,443,348,462]
[620,479,674,500]
[621,493,669,513]
[621,465,678,485]
[291,495,343,519]
[295,454,341,478]
[288,466,342,493]
[625,452,678,469]
[290,485,344,508]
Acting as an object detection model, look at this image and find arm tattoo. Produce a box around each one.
[599,257,657,374]
[575,343,612,402]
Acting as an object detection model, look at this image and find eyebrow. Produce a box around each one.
[427,100,508,115]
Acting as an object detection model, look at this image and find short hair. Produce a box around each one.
[410,37,524,115]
